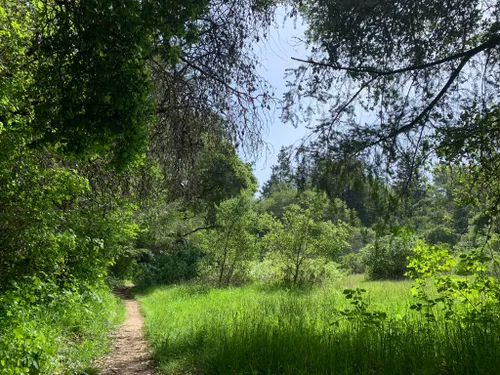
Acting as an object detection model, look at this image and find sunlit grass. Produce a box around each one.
[57,289,126,374]
[138,276,500,375]
[0,287,125,374]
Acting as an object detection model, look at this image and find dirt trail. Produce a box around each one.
[98,286,155,375]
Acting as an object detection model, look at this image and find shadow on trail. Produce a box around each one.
[113,284,135,300]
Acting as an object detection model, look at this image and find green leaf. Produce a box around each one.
[13,327,23,339]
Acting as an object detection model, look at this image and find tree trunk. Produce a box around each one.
[218,249,227,287]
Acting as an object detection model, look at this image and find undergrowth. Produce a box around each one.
[0,277,125,375]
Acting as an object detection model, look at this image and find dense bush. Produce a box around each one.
[407,240,500,323]
[108,247,146,284]
[248,259,282,283]
[136,245,201,287]
[196,193,259,286]
[346,227,376,254]
[362,235,416,280]
[249,259,346,285]
[0,140,139,372]
[297,259,347,284]
[0,277,124,375]
[264,203,348,285]
[425,225,459,246]
[452,234,500,276]
[339,252,366,274]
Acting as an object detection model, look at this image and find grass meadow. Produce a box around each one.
[138,275,500,375]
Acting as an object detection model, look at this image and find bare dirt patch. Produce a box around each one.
[97,286,155,375]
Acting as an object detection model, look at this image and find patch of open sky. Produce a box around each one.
[238,9,312,191]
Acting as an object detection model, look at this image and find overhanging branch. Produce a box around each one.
[292,33,500,76]
[175,225,217,243]
[366,55,471,148]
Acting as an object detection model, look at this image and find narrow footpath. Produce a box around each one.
[98,286,155,375]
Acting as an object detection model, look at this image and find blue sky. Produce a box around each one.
[248,14,310,190]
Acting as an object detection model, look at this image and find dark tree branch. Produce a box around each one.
[366,55,472,148]
[402,124,426,197]
[325,76,378,133]
[179,55,265,101]
[175,225,217,242]
[292,33,500,76]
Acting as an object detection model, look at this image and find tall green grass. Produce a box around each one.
[55,288,126,374]
[0,283,125,375]
[138,276,500,375]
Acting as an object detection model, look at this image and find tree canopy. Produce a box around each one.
[284,0,499,202]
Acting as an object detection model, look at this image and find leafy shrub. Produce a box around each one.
[137,244,201,287]
[452,236,476,275]
[346,227,376,254]
[300,259,347,284]
[108,247,146,284]
[453,234,500,276]
[249,259,345,285]
[362,234,416,280]
[264,204,349,285]
[248,259,282,284]
[0,277,124,375]
[196,193,259,286]
[337,288,387,327]
[425,225,459,246]
[407,240,500,323]
[0,157,141,290]
[339,252,366,274]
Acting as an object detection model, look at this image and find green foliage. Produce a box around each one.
[193,142,258,222]
[396,165,471,248]
[0,277,125,375]
[335,288,387,327]
[286,0,499,197]
[0,151,140,288]
[0,160,85,285]
[437,106,500,215]
[0,103,138,369]
[2,0,208,169]
[362,234,416,280]
[407,240,500,323]
[300,259,347,284]
[137,244,201,288]
[260,152,390,228]
[4,1,500,372]
[247,259,283,284]
[258,188,356,224]
[249,258,346,285]
[197,193,259,286]
[264,202,349,284]
[339,252,366,274]
[108,247,145,282]
[1,0,271,370]
[425,225,459,246]
[257,183,298,219]
[407,241,456,280]
[260,146,295,197]
[345,226,375,254]
[31,0,150,168]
